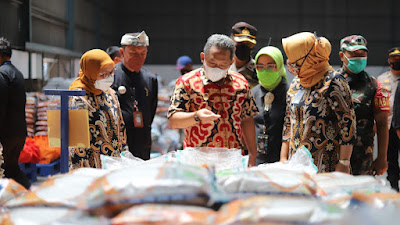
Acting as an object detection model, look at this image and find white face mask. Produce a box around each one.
[203,61,228,82]
[94,75,114,92]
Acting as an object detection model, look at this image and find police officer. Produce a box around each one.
[0,37,31,189]
[112,31,158,160]
[229,22,259,88]
[378,47,400,191]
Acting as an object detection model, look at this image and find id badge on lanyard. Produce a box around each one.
[133,100,144,128]
[257,133,269,154]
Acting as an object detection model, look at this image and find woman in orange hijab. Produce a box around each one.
[280,32,356,173]
[69,49,127,169]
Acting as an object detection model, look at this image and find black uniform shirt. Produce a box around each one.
[0,62,27,138]
[251,79,288,162]
[111,63,158,159]
[392,81,400,130]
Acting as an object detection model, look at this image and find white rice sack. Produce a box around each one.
[217,167,316,196]
[314,172,396,203]
[80,162,213,216]
[112,204,216,225]
[216,195,344,225]
[4,168,109,208]
[0,206,109,225]
[0,178,27,206]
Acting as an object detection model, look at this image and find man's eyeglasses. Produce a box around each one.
[255,64,277,71]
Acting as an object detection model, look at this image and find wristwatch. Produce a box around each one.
[194,112,201,122]
[339,159,350,166]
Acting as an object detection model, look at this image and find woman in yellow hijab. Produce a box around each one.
[69,49,127,169]
[280,32,356,173]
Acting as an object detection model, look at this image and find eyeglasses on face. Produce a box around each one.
[99,68,116,78]
[255,64,277,71]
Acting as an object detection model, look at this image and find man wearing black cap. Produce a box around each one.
[111,31,158,160]
[230,22,258,88]
[378,47,400,191]
[0,37,31,189]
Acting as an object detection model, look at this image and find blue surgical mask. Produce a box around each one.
[344,54,367,74]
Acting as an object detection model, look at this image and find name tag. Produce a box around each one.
[257,134,269,154]
[133,111,144,128]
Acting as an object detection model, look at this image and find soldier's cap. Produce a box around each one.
[340,35,368,52]
[231,22,257,45]
[121,31,149,47]
[389,47,400,57]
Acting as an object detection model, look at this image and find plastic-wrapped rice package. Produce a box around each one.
[102,151,178,168]
[0,206,109,225]
[349,192,400,209]
[80,162,213,216]
[256,145,318,175]
[144,151,178,165]
[101,151,144,170]
[4,168,109,208]
[215,195,344,225]
[176,147,248,172]
[0,179,27,206]
[111,204,216,225]
[313,172,396,204]
[216,167,316,197]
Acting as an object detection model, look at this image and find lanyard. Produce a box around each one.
[262,110,271,135]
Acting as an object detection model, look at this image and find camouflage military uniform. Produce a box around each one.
[339,69,390,175]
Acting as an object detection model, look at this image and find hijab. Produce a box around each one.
[69,49,114,95]
[282,32,333,88]
[255,46,287,90]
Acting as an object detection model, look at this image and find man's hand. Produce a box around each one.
[280,157,288,162]
[248,153,256,167]
[335,162,351,174]
[196,108,220,123]
[368,157,388,176]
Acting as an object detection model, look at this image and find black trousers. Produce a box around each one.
[126,127,151,160]
[256,151,280,166]
[387,126,400,191]
[1,136,31,189]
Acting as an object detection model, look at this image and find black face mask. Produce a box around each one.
[390,61,400,71]
[235,44,251,61]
